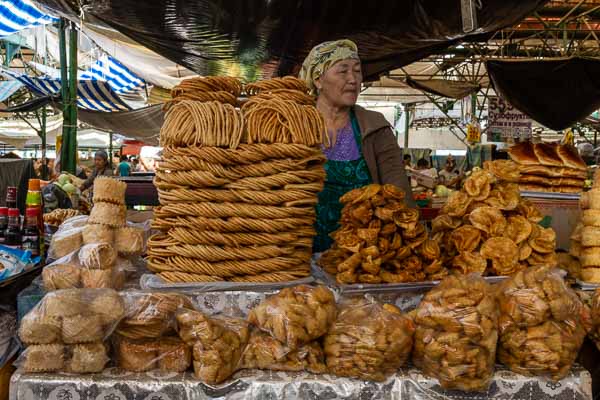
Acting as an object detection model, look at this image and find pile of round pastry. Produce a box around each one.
[17,289,124,373]
[432,160,558,277]
[571,171,600,283]
[319,183,446,284]
[44,177,145,291]
[148,76,326,283]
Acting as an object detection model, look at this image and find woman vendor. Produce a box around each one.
[79,150,114,192]
[300,39,414,252]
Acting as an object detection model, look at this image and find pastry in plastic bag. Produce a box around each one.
[496,266,591,381]
[62,314,104,344]
[19,313,61,345]
[241,330,326,373]
[116,336,158,372]
[413,274,498,392]
[89,291,126,326]
[78,243,117,270]
[177,309,250,384]
[66,342,109,373]
[119,292,192,336]
[158,337,192,372]
[49,228,83,259]
[81,268,113,289]
[88,202,126,228]
[82,224,114,245]
[92,176,127,205]
[589,288,600,351]
[42,261,81,291]
[324,298,414,382]
[115,226,145,256]
[20,344,65,372]
[248,285,336,349]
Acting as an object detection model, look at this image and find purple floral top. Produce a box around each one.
[322,123,361,161]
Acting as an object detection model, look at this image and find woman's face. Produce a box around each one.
[94,155,106,169]
[315,59,362,108]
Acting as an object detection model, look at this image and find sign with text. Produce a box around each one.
[488,96,532,142]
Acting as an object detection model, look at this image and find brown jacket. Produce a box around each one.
[354,105,416,207]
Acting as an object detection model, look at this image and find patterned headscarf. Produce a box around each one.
[299,39,360,95]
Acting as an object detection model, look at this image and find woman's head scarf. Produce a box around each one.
[299,39,360,95]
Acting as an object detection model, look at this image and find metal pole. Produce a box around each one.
[41,107,47,180]
[403,104,410,150]
[58,18,69,174]
[109,132,113,169]
[66,22,78,173]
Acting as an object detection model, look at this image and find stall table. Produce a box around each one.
[9,366,592,400]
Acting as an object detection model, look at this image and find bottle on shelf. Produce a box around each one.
[22,208,40,257]
[25,179,44,257]
[0,207,7,246]
[4,208,22,249]
[5,187,17,209]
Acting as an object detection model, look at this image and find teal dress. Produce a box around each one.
[314,110,372,252]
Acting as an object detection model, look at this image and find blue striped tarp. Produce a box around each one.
[80,55,144,94]
[0,0,57,38]
[0,68,132,112]
[0,79,22,101]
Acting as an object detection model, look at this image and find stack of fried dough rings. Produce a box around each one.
[431,160,558,277]
[148,76,326,283]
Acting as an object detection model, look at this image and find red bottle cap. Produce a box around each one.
[8,208,19,217]
[25,208,38,217]
[0,207,7,215]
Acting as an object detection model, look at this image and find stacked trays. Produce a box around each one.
[573,170,600,283]
[147,76,326,283]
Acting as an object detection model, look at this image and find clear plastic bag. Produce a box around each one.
[589,289,600,351]
[241,329,326,374]
[497,266,591,381]
[78,243,117,270]
[412,274,498,392]
[82,223,114,245]
[115,226,145,256]
[323,297,414,382]
[16,288,124,373]
[116,292,193,340]
[58,215,89,231]
[114,335,191,373]
[248,285,336,350]
[48,226,84,260]
[176,309,250,385]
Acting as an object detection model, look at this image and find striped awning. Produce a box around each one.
[1,68,132,112]
[80,55,145,94]
[0,0,57,38]
[0,79,22,101]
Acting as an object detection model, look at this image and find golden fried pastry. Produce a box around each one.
[517,199,544,223]
[527,251,558,267]
[42,263,81,291]
[418,240,440,261]
[441,191,472,218]
[431,215,461,233]
[583,209,600,227]
[158,337,191,372]
[504,216,532,244]
[528,226,556,254]
[62,314,104,344]
[464,170,495,201]
[449,226,481,252]
[124,293,192,326]
[469,206,506,236]
[241,330,326,374]
[582,268,600,283]
[248,285,336,349]
[484,160,520,182]
[570,240,582,258]
[340,184,381,205]
[22,344,65,372]
[19,313,61,345]
[519,243,533,261]
[324,299,414,382]
[582,226,600,247]
[556,252,581,282]
[393,208,419,230]
[484,183,520,210]
[89,291,126,326]
[88,202,126,228]
[93,176,127,204]
[42,290,85,318]
[81,268,113,289]
[581,189,600,210]
[497,266,591,381]
[571,223,583,242]
[580,247,600,267]
[78,243,117,270]
[413,275,498,391]
[66,342,109,373]
[115,226,145,256]
[480,237,519,275]
[588,289,600,349]
[82,224,114,245]
[117,337,159,372]
[451,252,487,275]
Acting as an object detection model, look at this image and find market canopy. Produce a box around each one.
[33,0,548,81]
[487,57,600,131]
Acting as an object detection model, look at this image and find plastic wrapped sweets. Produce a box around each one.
[248,285,336,350]
[176,309,250,384]
[497,266,591,381]
[16,288,124,373]
[114,335,192,373]
[412,274,498,392]
[324,297,414,382]
[241,329,326,374]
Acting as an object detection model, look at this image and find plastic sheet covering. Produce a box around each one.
[34,0,548,81]
[487,57,600,130]
[406,78,480,99]
[9,366,592,400]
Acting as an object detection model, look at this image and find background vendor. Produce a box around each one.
[80,150,114,192]
[300,39,414,252]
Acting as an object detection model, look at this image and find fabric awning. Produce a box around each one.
[487,57,600,130]
[406,77,480,99]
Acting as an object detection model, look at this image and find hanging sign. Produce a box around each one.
[488,96,532,142]
[466,122,481,143]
